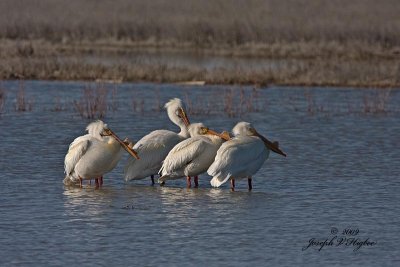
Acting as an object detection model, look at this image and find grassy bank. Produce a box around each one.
[1,0,400,87]
[1,39,399,87]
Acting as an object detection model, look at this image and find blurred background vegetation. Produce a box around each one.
[2,0,400,46]
[1,0,400,86]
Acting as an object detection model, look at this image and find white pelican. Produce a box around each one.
[124,98,191,184]
[64,120,139,187]
[207,122,286,191]
[158,123,230,187]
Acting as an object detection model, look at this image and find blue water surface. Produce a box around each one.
[0,81,399,266]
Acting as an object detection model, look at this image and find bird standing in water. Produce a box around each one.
[208,122,286,191]
[158,123,230,188]
[124,98,191,185]
[64,120,139,187]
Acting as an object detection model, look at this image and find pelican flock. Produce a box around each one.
[64,98,286,191]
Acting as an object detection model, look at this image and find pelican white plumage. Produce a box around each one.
[208,122,286,191]
[64,120,139,187]
[158,123,230,187]
[124,98,191,184]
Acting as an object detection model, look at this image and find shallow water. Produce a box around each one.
[0,81,399,266]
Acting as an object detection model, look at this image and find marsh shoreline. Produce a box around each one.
[2,39,399,88]
[2,0,400,87]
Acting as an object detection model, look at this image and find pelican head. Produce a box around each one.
[232,121,254,137]
[188,123,207,137]
[86,120,109,139]
[188,123,230,140]
[165,98,190,129]
[232,121,286,157]
[86,120,140,159]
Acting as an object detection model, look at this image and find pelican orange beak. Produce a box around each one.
[253,130,286,157]
[105,128,140,159]
[207,129,231,141]
[178,108,190,127]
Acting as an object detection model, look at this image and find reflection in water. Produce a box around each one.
[157,186,269,231]
[159,186,198,225]
[63,187,116,223]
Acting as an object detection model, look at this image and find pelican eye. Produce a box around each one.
[102,128,112,136]
[200,127,208,135]
[249,127,256,135]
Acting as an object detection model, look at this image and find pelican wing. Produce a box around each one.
[159,136,207,176]
[64,135,91,176]
[124,130,184,180]
[208,137,265,187]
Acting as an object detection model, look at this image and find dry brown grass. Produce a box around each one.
[1,0,400,87]
[1,46,399,87]
[73,85,109,119]
[2,0,400,47]
[0,88,5,115]
[362,89,392,114]
[182,87,266,117]
[0,81,396,117]
[14,82,33,112]
[51,95,67,112]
